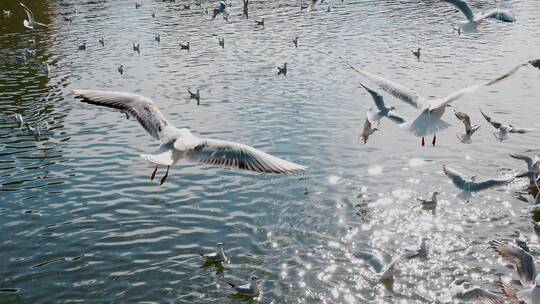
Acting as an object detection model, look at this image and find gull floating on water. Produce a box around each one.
[179,42,190,51]
[480,109,534,142]
[359,115,379,144]
[411,48,420,59]
[256,18,264,27]
[293,36,299,48]
[118,65,124,75]
[200,242,229,263]
[4,10,12,17]
[348,63,490,146]
[417,192,439,210]
[402,238,429,259]
[99,37,104,46]
[187,88,200,105]
[70,90,307,185]
[227,275,262,297]
[454,110,479,144]
[448,278,506,303]
[442,0,515,33]
[25,123,41,139]
[41,63,50,76]
[358,81,406,126]
[133,43,140,54]
[442,165,510,200]
[78,42,86,50]
[277,63,287,76]
[13,114,24,128]
[20,3,49,29]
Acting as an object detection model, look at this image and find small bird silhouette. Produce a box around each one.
[412,48,421,59]
[99,37,104,46]
[188,88,200,105]
[256,18,264,26]
[277,63,287,76]
[133,43,140,54]
[155,34,160,43]
[179,42,190,50]
[78,42,86,50]
[218,37,224,49]
[293,36,299,48]
[118,65,124,75]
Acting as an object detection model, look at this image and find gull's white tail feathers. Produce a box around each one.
[403,110,451,137]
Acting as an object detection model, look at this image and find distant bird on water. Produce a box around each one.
[99,37,104,46]
[118,65,124,75]
[218,37,224,49]
[412,48,421,59]
[155,34,160,43]
[454,110,479,144]
[228,275,263,297]
[200,242,229,263]
[480,109,534,142]
[70,90,307,185]
[188,88,200,105]
[13,114,24,128]
[293,36,299,48]
[133,43,140,54]
[3,10,11,18]
[135,2,141,9]
[256,18,264,27]
[277,63,287,76]
[242,0,249,18]
[417,192,438,210]
[442,0,516,33]
[179,42,190,50]
[20,3,49,29]
[78,42,86,50]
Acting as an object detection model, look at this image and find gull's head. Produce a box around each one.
[251,275,263,284]
[433,191,440,195]
[373,128,380,132]
[446,104,452,108]
[216,242,225,248]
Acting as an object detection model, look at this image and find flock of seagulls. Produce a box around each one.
[5,0,540,301]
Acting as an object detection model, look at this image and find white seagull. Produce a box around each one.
[358,81,406,126]
[70,90,307,185]
[510,153,540,188]
[442,0,516,33]
[359,115,379,144]
[200,242,229,263]
[227,275,263,297]
[352,251,400,280]
[417,191,439,210]
[454,110,480,144]
[529,193,540,214]
[443,165,510,200]
[20,3,49,29]
[348,63,486,146]
[480,109,534,142]
[401,238,429,259]
[490,240,540,303]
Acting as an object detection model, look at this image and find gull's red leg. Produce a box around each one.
[160,166,170,186]
[150,165,158,181]
[421,137,425,146]
[432,134,436,146]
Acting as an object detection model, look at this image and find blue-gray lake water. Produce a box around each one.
[1,0,540,303]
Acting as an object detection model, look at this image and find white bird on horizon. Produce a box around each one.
[348,63,488,146]
[227,275,263,297]
[70,90,307,185]
[442,0,516,33]
[480,109,534,142]
[20,3,49,29]
[442,165,511,200]
[358,81,406,126]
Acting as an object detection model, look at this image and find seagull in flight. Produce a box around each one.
[358,81,406,126]
[20,3,49,29]
[227,275,263,297]
[351,251,400,280]
[359,115,379,144]
[480,109,534,142]
[489,240,540,304]
[70,90,307,185]
[454,110,479,144]
[510,153,540,188]
[442,0,516,33]
[348,63,488,146]
[484,59,540,87]
[442,165,511,200]
[448,278,506,303]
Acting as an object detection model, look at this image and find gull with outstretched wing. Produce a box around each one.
[70,90,307,185]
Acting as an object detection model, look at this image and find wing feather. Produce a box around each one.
[489,240,537,288]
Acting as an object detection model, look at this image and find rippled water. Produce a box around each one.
[1,0,540,303]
